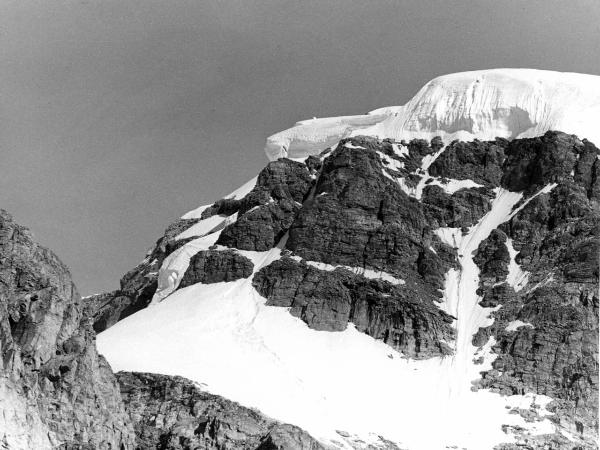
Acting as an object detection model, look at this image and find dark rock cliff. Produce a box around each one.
[0,209,134,449]
[464,132,600,446]
[473,181,599,443]
[253,257,455,358]
[178,250,254,289]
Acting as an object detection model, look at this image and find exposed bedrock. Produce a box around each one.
[253,257,455,359]
[422,185,494,229]
[117,371,325,450]
[471,178,599,443]
[178,250,254,289]
[0,209,134,449]
[472,229,510,291]
[427,130,600,197]
[286,137,459,296]
[88,157,319,333]
[428,138,508,186]
[216,158,318,251]
[501,131,598,194]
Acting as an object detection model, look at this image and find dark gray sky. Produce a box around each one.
[2,0,600,295]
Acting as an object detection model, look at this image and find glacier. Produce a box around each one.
[265,68,600,160]
[97,68,600,449]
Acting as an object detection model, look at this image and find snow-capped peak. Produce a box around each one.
[265,68,600,160]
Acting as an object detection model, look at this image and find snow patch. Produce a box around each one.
[391,142,409,158]
[506,238,529,291]
[428,177,483,194]
[505,320,534,332]
[150,232,222,304]
[175,214,228,241]
[303,260,405,285]
[181,177,257,219]
[344,142,365,149]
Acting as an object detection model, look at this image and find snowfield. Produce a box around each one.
[97,69,599,449]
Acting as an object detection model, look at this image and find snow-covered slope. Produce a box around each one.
[265,69,600,160]
[97,69,600,449]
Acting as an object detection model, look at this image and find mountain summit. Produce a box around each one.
[266,69,600,160]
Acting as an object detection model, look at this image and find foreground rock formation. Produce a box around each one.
[117,372,324,450]
[0,209,134,449]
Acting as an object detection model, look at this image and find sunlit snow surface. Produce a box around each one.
[97,69,596,449]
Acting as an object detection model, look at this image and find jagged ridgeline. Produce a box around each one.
[2,69,599,450]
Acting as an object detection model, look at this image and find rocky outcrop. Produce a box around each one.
[216,158,316,251]
[501,131,592,194]
[286,137,458,296]
[471,161,599,443]
[0,209,134,449]
[116,371,325,450]
[473,229,510,290]
[253,257,455,358]
[178,250,254,289]
[428,138,507,186]
[422,185,494,228]
[88,156,318,333]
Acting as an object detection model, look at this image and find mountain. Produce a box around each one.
[1,68,598,449]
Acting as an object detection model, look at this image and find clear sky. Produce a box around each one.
[2,0,600,295]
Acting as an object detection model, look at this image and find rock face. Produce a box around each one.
[179,250,254,289]
[286,137,459,292]
[116,372,325,450]
[216,158,317,251]
[253,257,454,358]
[469,133,600,445]
[428,138,507,186]
[422,185,494,228]
[0,209,134,449]
[473,229,510,289]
